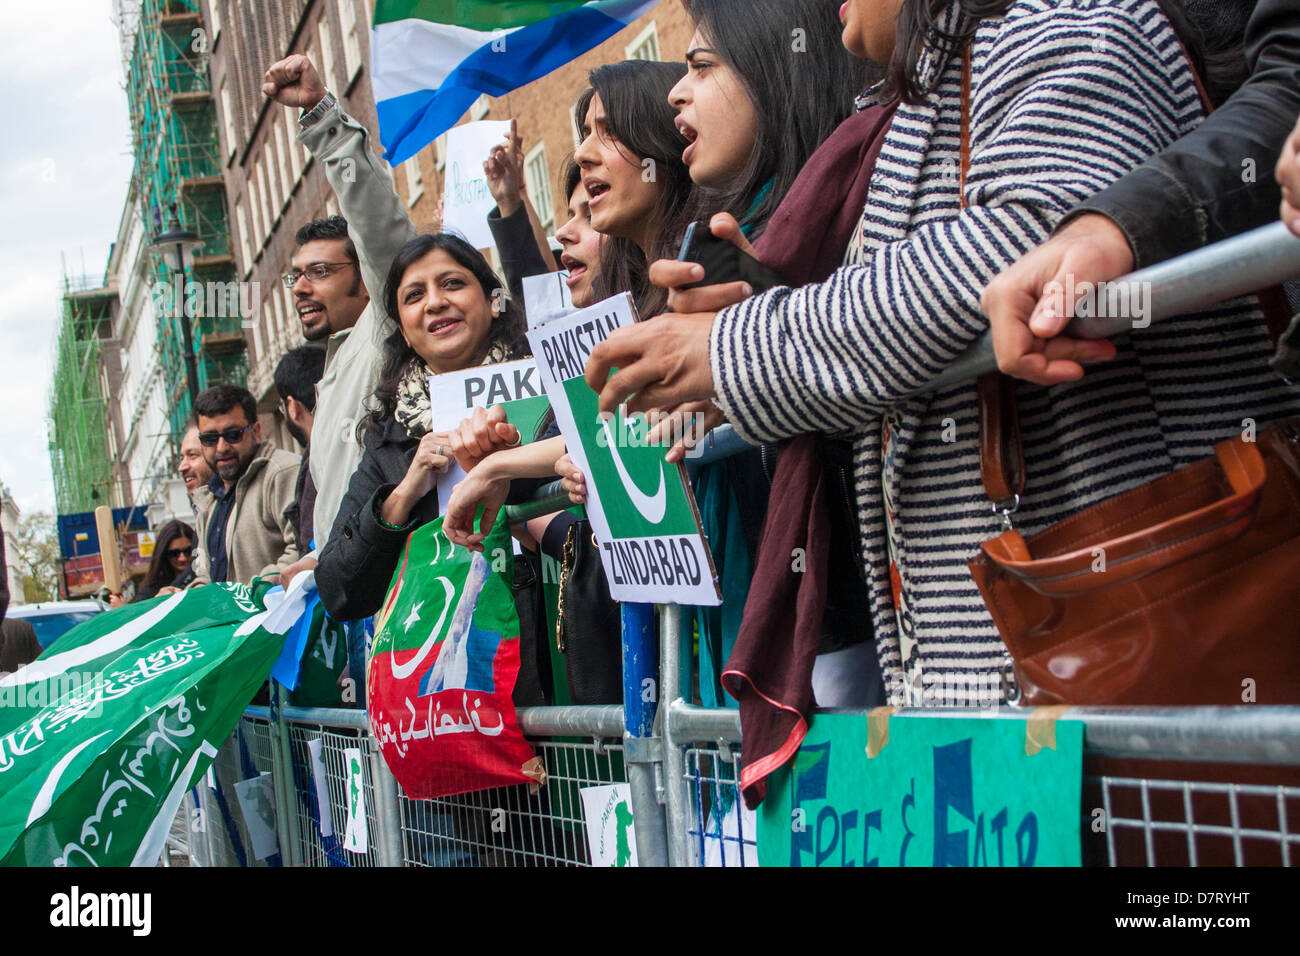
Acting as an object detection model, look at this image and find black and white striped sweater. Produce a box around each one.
[709,0,1300,706]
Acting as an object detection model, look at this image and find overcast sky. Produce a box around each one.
[0,2,133,518]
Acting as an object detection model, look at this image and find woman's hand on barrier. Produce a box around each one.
[645,400,726,464]
[585,313,717,415]
[1277,113,1300,236]
[649,213,757,314]
[443,464,511,551]
[981,214,1125,386]
[448,405,521,472]
[555,453,587,505]
[384,434,453,527]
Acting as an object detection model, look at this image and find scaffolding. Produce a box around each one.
[49,278,117,516]
[119,0,246,442]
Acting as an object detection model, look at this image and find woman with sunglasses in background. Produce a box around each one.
[134,520,198,602]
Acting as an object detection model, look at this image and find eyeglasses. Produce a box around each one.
[197,423,254,446]
[166,546,195,559]
[281,262,355,287]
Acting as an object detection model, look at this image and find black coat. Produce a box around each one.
[312,413,554,706]
[1076,0,1300,265]
[316,417,433,623]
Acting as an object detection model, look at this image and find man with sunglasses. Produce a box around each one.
[190,384,301,587]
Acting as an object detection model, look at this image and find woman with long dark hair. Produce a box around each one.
[573,60,692,317]
[135,520,197,601]
[672,0,878,237]
[315,233,527,622]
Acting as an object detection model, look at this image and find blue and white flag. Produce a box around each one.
[372,0,660,165]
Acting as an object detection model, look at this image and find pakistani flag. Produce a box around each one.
[0,578,312,866]
[368,516,542,799]
[373,0,661,164]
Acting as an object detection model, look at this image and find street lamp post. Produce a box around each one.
[148,210,204,411]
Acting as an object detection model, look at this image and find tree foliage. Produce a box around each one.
[8,512,60,603]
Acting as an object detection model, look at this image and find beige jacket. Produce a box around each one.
[191,441,301,585]
[298,100,416,552]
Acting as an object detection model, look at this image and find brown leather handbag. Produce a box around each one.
[954,46,1300,706]
[967,395,1300,705]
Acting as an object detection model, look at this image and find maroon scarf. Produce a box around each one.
[723,101,897,808]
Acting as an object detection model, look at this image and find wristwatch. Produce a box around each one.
[299,91,338,128]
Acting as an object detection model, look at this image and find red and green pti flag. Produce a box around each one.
[368,516,542,799]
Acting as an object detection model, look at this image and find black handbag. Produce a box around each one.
[555,519,624,705]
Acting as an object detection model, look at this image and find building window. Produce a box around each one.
[624,22,659,61]
[234,196,251,275]
[318,15,338,92]
[278,117,297,198]
[246,176,263,253]
[403,156,424,207]
[471,94,491,120]
[524,142,554,232]
[340,0,364,86]
[258,160,274,243]
[434,133,448,172]
[207,0,222,43]
[219,78,237,162]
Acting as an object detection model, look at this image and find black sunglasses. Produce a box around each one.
[167,546,195,559]
[198,423,254,446]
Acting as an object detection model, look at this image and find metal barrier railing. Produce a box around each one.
[201,222,1300,867]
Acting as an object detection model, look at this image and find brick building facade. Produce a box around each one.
[207,0,691,443]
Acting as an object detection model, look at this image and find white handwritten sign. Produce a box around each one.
[342,748,368,854]
[580,783,638,867]
[523,270,575,328]
[441,120,513,251]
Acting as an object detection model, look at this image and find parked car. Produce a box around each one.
[6,598,107,650]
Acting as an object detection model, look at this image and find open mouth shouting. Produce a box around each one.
[584,176,612,208]
[561,252,590,289]
[676,118,699,164]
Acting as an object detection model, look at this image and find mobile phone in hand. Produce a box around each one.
[677,219,783,292]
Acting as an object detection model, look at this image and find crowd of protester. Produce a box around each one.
[129,0,1299,714]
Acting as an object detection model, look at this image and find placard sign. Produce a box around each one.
[756,713,1083,867]
[429,357,549,511]
[522,270,575,327]
[526,294,720,606]
[441,120,512,251]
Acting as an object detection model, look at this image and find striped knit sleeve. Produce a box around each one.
[709,0,1198,444]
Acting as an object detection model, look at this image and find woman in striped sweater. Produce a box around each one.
[588,0,1300,707]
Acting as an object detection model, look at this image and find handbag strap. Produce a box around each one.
[960,49,1026,525]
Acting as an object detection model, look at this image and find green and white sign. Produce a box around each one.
[580,783,637,867]
[757,713,1083,867]
[430,356,550,511]
[526,293,720,606]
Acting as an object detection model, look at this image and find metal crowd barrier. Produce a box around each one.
[197,223,1300,867]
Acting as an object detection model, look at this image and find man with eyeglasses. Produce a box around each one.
[190,384,301,587]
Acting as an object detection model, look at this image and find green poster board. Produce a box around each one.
[526,293,720,607]
[757,713,1083,867]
